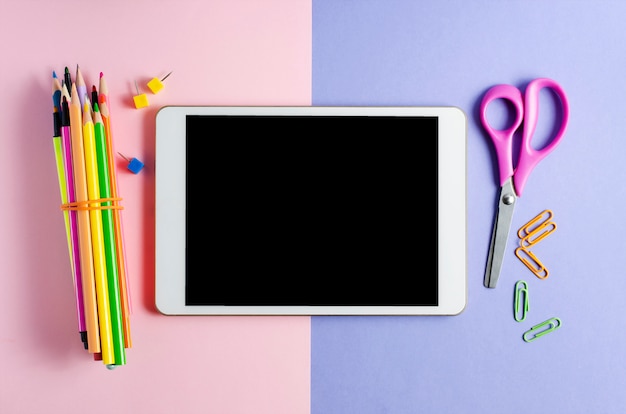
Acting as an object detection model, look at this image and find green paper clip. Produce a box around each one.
[523,317,561,342]
[513,280,529,322]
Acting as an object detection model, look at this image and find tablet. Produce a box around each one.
[155,106,467,315]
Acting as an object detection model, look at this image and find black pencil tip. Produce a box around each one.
[80,331,88,350]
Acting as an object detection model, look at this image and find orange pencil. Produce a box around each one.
[75,64,88,108]
[99,72,132,348]
[68,83,101,354]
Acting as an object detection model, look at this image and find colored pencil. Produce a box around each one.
[93,103,126,366]
[68,83,101,354]
[82,98,115,365]
[52,107,73,289]
[61,82,71,106]
[52,71,62,111]
[64,66,72,96]
[75,65,87,109]
[60,96,87,348]
[99,72,132,348]
[91,85,98,111]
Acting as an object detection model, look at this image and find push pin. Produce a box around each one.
[118,152,144,174]
[132,80,149,109]
[147,71,173,94]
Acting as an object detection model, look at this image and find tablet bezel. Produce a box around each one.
[155,106,467,315]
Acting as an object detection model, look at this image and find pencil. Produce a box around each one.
[99,72,132,348]
[61,82,71,106]
[91,85,98,111]
[82,98,115,365]
[69,83,101,354]
[75,64,87,109]
[64,66,72,96]
[93,103,126,366]
[52,71,62,110]
[60,96,87,349]
[52,107,72,293]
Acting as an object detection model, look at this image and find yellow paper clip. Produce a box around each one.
[517,209,554,239]
[523,317,561,342]
[520,220,557,248]
[513,280,529,322]
[515,247,549,279]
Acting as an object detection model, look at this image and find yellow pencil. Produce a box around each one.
[82,97,114,366]
[69,83,101,354]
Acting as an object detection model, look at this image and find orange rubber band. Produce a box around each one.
[61,197,123,211]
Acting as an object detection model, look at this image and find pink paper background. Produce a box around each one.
[0,1,311,413]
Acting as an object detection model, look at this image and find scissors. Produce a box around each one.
[481,78,569,288]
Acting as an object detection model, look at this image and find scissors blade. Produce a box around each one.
[484,177,517,288]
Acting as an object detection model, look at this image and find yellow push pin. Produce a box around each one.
[147,71,173,94]
[133,80,149,109]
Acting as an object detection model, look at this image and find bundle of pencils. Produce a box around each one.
[52,65,131,369]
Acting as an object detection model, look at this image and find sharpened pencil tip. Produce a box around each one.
[100,72,104,78]
[53,70,58,78]
[65,66,70,73]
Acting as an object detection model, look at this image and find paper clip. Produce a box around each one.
[513,280,529,322]
[515,246,549,279]
[523,317,561,342]
[517,209,554,239]
[520,220,557,248]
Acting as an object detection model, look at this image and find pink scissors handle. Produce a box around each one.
[515,78,569,196]
[480,78,569,196]
[480,84,524,188]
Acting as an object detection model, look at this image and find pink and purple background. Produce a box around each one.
[2,1,626,413]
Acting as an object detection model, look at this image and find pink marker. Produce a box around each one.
[61,96,87,348]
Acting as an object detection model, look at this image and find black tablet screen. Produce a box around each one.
[185,115,438,306]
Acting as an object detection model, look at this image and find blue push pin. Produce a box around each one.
[118,152,144,174]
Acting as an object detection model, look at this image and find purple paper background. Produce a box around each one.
[311,1,626,413]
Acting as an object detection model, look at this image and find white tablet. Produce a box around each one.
[155,106,467,315]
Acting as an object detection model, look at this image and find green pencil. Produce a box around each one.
[93,102,126,367]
